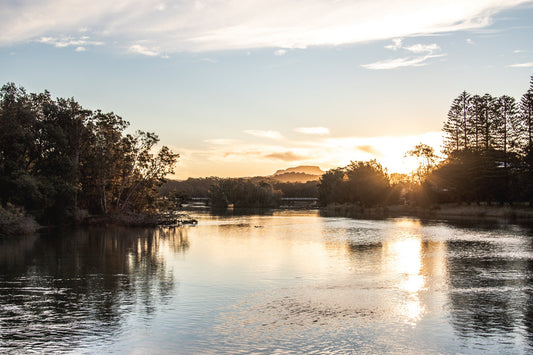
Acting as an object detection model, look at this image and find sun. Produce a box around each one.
[367,132,443,174]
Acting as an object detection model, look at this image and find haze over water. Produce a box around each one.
[2,211,533,353]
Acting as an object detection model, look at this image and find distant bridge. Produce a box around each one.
[280,197,318,208]
[188,197,210,207]
[186,197,319,208]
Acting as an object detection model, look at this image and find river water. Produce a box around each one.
[1,210,533,354]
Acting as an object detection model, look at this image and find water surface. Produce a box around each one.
[1,211,533,353]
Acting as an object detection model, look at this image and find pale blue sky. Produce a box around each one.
[1,0,533,178]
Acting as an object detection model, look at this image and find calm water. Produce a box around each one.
[2,210,533,354]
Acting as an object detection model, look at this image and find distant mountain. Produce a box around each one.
[270,165,325,183]
[273,165,325,176]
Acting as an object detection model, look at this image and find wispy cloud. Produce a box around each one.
[274,49,287,56]
[508,62,533,67]
[1,1,530,52]
[404,43,440,54]
[356,145,382,156]
[294,127,330,135]
[385,38,403,51]
[128,44,168,58]
[244,130,283,140]
[265,151,307,161]
[38,35,103,49]
[362,54,446,70]
[363,39,445,70]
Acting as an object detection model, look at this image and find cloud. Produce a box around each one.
[0,0,530,52]
[128,44,166,57]
[75,46,86,52]
[508,62,533,67]
[404,43,440,53]
[294,127,330,135]
[356,145,382,156]
[363,38,444,69]
[37,35,103,49]
[385,38,403,51]
[264,151,306,161]
[274,49,287,56]
[362,54,446,70]
[244,130,283,139]
[466,38,475,45]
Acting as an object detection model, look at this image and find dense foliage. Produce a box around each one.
[160,174,319,209]
[0,83,179,224]
[208,178,282,208]
[318,160,393,207]
[161,177,317,209]
[431,75,533,205]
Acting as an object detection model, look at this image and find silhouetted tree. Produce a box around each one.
[405,143,438,184]
[443,91,471,154]
[318,161,390,207]
[318,168,346,206]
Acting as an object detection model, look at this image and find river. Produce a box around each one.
[1,210,533,354]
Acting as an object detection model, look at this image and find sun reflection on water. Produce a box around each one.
[382,220,427,323]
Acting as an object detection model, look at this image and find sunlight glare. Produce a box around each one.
[382,223,427,323]
[325,131,443,175]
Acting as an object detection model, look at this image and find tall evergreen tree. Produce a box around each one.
[469,95,485,150]
[443,91,471,153]
[479,94,497,150]
[495,95,518,162]
[519,76,533,152]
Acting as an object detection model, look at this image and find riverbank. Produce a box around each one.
[321,203,533,222]
[83,211,197,227]
[0,208,199,237]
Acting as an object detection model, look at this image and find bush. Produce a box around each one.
[0,203,39,236]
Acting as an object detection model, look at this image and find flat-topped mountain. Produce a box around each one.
[270,165,325,183]
[273,165,325,176]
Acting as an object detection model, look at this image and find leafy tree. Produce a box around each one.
[318,161,390,207]
[405,143,438,184]
[344,160,389,207]
[318,168,346,206]
[0,83,179,223]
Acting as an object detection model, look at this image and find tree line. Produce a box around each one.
[318,75,533,207]
[0,83,179,225]
[160,177,318,209]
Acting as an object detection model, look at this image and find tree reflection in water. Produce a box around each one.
[0,226,189,352]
